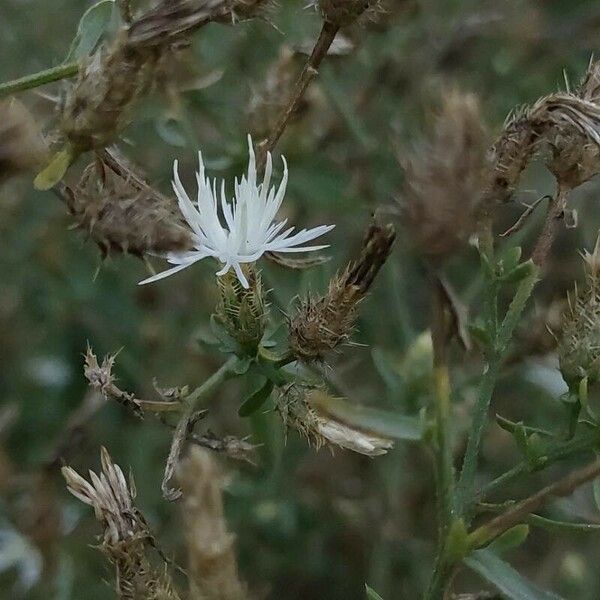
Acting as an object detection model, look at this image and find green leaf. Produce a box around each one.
[309,394,421,441]
[465,549,565,599]
[239,379,274,417]
[526,513,600,534]
[34,146,77,190]
[365,584,384,600]
[500,246,523,274]
[65,0,115,62]
[488,525,529,554]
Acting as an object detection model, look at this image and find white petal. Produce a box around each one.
[138,255,205,285]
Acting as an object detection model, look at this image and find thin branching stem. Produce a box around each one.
[468,459,600,549]
[256,20,339,170]
[0,62,79,98]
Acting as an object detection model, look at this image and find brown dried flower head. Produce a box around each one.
[277,385,393,456]
[61,35,159,152]
[289,222,395,361]
[129,0,271,48]
[62,447,181,599]
[485,59,600,204]
[401,88,488,261]
[559,234,600,388]
[0,99,47,182]
[177,447,246,600]
[66,159,193,258]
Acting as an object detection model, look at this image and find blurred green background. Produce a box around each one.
[3,0,600,598]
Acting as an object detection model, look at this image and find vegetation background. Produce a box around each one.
[3,0,600,598]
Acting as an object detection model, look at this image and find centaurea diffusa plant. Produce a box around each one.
[7,1,600,599]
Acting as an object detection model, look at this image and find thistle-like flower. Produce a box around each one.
[139,136,334,288]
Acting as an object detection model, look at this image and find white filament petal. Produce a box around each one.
[139,136,334,288]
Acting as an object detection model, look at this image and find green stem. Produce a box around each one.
[0,62,79,98]
[184,355,239,408]
[479,429,600,501]
[457,270,538,519]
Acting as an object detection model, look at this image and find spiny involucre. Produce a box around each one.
[559,235,600,388]
[140,135,334,288]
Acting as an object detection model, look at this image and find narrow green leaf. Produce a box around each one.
[465,549,565,600]
[66,0,115,61]
[309,394,421,441]
[488,525,529,554]
[371,348,404,393]
[239,379,274,417]
[365,584,384,600]
[527,513,600,534]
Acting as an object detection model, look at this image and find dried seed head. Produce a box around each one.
[66,159,194,258]
[62,448,181,599]
[128,0,272,47]
[401,89,489,261]
[277,385,393,456]
[486,59,600,203]
[0,99,47,182]
[61,37,158,151]
[84,344,116,394]
[215,267,267,354]
[317,0,380,26]
[289,222,395,361]
[177,447,246,600]
[559,234,600,388]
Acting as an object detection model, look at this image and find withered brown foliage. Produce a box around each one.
[178,447,247,600]
[65,158,193,258]
[62,0,271,153]
[62,448,181,599]
[289,222,395,361]
[277,385,394,456]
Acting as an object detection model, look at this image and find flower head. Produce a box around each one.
[139,135,334,288]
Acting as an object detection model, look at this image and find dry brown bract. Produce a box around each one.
[486,59,600,204]
[62,447,181,599]
[65,158,193,258]
[277,385,394,456]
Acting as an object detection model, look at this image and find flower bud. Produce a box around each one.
[559,235,600,387]
[289,222,395,361]
[215,267,267,354]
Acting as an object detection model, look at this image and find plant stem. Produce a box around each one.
[425,277,457,599]
[457,270,538,519]
[184,355,239,407]
[257,20,339,170]
[0,62,79,98]
[468,459,600,550]
[161,356,239,500]
[479,429,600,501]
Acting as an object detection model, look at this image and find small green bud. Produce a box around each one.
[215,267,267,355]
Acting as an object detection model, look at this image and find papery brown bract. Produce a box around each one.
[66,159,193,258]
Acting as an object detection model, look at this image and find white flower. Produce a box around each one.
[139,135,334,288]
